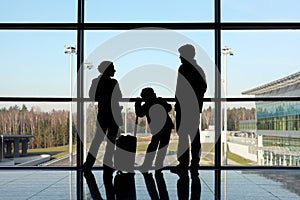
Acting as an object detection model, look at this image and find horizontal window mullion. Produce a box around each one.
[0,97,72,102]
[0,97,298,102]
[1,165,300,171]
[1,22,300,30]
[0,23,78,30]
[221,97,300,102]
[221,22,300,30]
[83,23,215,30]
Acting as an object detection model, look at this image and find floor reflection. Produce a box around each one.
[177,174,201,200]
[84,171,103,200]
[143,171,169,200]
[244,171,300,196]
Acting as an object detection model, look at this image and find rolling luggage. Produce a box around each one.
[114,116,138,173]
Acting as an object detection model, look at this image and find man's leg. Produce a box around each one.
[177,132,190,168]
[191,128,201,166]
[190,128,201,175]
[175,109,189,169]
[171,109,188,176]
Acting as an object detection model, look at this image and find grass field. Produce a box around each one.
[137,141,215,152]
[227,151,253,165]
[28,145,76,159]
[27,142,216,160]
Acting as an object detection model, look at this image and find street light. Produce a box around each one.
[83,60,93,161]
[64,45,77,166]
[221,46,233,165]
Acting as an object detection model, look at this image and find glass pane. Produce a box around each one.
[0,102,75,167]
[85,0,213,22]
[84,101,214,168]
[0,171,76,199]
[201,102,215,166]
[223,102,300,167]
[222,30,300,97]
[0,0,77,22]
[0,31,77,97]
[222,171,300,199]
[222,0,300,22]
[84,30,215,99]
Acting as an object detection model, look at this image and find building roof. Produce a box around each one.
[242,71,300,95]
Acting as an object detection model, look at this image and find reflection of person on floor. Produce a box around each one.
[83,171,103,200]
[143,170,169,200]
[177,174,201,200]
[171,44,207,177]
[83,61,123,200]
[135,87,174,172]
[155,171,169,200]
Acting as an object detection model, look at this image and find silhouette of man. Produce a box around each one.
[135,87,174,173]
[83,61,123,200]
[171,44,207,176]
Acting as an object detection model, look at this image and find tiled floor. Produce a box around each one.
[0,170,299,199]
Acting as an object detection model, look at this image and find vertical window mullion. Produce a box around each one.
[77,0,85,199]
[214,0,222,200]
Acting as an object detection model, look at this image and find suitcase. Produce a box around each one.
[114,117,138,199]
[114,117,138,173]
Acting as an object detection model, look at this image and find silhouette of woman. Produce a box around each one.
[83,61,123,200]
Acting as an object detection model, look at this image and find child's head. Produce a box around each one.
[140,87,156,101]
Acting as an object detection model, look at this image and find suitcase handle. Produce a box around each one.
[133,116,138,137]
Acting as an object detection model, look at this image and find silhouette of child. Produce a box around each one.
[135,87,174,173]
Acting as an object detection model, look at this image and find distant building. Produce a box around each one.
[239,119,257,133]
[242,71,300,166]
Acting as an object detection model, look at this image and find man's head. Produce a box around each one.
[98,61,115,76]
[178,44,196,62]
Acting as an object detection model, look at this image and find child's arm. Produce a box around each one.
[158,97,172,112]
[135,98,146,117]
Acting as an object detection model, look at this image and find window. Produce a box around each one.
[1,1,300,199]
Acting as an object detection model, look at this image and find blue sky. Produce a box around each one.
[0,1,300,110]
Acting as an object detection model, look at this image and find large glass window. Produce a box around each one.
[222,0,300,22]
[1,0,300,199]
[0,31,77,97]
[0,0,77,22]
[222,30,300,97]
[84,30,215,98]
[85,0,213,22]
[0,102,75,167]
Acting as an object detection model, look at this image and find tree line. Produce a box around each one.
[0,104,255,149]
[201,106,256,131]
[0,105,73,149]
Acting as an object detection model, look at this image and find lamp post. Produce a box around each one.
[83,60,93,160]
[221,46,233,165]
[64,45,77,166]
